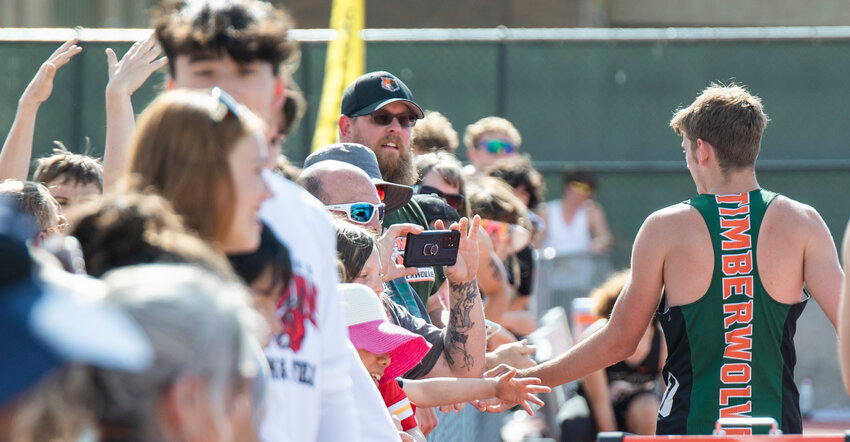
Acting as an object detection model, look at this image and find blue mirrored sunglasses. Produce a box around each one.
[477,139,515,155]
[325,202,386,225]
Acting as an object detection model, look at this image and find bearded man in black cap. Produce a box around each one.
[337,72,451,310]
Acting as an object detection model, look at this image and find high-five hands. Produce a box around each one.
[472,364,550,416]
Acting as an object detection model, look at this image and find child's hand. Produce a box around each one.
[492,365,551,416]
[20,38,82,106]
[106,34,167,97]
[437,402,464,413]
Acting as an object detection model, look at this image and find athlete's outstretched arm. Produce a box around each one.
[801,205,842,329]
[517,212,667,387]
[838,219,850,395]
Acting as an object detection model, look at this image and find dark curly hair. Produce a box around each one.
[154,0,298,77]
[484,155,546,210]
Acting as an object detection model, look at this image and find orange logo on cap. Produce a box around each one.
[381,77,400,92]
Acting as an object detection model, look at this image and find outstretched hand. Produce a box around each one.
[472,363,550,416]
[435,215,480,283]
[106,34,167,97]
[21,38,82,105]
[493,367,550,414]
[377,223,424,281]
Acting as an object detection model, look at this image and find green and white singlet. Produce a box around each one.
[656,189,807,435]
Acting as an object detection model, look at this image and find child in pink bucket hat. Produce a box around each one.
[340,283,551,441]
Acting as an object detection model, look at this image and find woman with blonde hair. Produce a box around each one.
[121,88,272,254]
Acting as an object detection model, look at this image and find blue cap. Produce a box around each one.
[0,201,153,405]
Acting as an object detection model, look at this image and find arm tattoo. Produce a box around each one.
[445,279,478,371]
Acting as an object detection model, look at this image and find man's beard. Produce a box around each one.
[375,136,418,186]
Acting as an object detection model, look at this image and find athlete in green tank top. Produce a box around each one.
[657,189,807,435]
[515,84,841,438]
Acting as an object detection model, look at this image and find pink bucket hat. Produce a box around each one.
[339,283,431,384]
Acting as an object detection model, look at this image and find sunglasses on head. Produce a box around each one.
[209,87,243,122]
[416,185,465,212]
[369,111,417,128]
[326,202,386,225]
[477,139,516,155]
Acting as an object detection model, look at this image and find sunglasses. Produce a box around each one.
[415,185,465,212]
[326,202,386,225]
[480,219,531,253]
[209,87,244,122]
[370,111,417,128]
[569,181,593,195]
[476,139,516,155]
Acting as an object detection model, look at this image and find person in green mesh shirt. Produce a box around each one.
[515,83,841,435]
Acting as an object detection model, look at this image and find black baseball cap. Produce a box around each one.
[341,71,424,119]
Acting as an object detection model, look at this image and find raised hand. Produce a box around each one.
[435,215,481,283]
[21,38,82,105]
[105,33,167,97]
[377,223,423,281]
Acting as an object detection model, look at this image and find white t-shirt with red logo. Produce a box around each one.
[259,172,395,442]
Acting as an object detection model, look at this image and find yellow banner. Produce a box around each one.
[311,0,364,152]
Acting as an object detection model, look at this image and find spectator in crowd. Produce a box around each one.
[120,88,272,255]
[0,201,152,441]
[466,177,536,338]
[414,193,461,230]
[415,151,471,218]
[0,180,64,245]
[338,72,450,316]
[517,84,841,435]
[87,264,264,442]
[0,39,80,182]
[69,192,234,278]
[304,156,486,379]
[338,283,550,441]
[410,111,459,156]
[0,39,103,213]
[483,156,545,321]
[229,224,293,340]
[463,116,522,175]
[33,144,103,212]
[414,152,510,324]
[484,155,547,245]
[541,168,613,254]
[149,2,378,439]
[560,270,665,440]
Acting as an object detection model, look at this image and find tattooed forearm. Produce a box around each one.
[445,279,479,370]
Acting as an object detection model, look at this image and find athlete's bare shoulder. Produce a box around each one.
[640,201,705,239]
[765,194,826,236]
